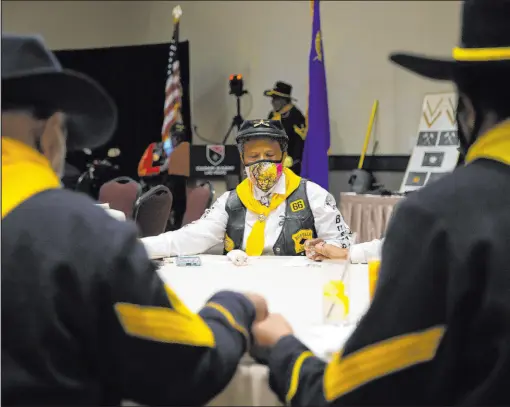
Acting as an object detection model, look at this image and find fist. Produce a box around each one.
[243,292,269,322]
[227,249,249,266]
[252,313,294,347]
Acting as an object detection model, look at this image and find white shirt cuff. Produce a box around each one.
[141,235,171,259]
[349,244,367,264]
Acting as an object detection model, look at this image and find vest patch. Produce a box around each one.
[292,229,313,253]
[290,199,306,213]
[224,233,235,253]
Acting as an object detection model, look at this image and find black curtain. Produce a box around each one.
[54,42,191,179]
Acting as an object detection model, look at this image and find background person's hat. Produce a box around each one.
[389,0,510,81]
[263,81,297,100]
[2,34,117,151]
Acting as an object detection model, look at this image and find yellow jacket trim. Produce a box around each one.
[286,350,314,403]
[323,325,445,402]
[114,284,215,347]
[270,103,294,122]
[293,124,307,140]
[204,302,250,346]
[2,137,61,219]
[236,168,302,256]
[453,46,510,61]
[465,119,510,166]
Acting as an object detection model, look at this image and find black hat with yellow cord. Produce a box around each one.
[263,81,297,101]
[389,0,510,80]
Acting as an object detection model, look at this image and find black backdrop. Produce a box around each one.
[55,41,191,179]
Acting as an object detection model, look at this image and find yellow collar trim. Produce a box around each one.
[2,137,61,219]
[465,119,510,166]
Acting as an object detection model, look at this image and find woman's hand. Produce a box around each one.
[305,239,349,261]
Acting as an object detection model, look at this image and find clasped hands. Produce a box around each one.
[243,293,293,349]
[304,238,349,261]
[233,240,349,349]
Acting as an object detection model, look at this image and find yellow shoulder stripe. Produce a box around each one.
[293,124,307,140]
[204,302,250,346]
[324,325,446,402]
[286,351,314,403]
[114,284,215,348]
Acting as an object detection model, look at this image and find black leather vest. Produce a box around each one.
[224,179,317,256]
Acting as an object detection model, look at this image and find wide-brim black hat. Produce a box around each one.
[2,34,117,151]
[263,81,297,100]
[389,0,510,81]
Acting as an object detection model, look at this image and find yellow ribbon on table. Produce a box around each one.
[236,168,301,256]
[324,280,350,319]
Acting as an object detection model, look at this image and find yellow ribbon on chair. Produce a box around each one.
[236,168,301,256]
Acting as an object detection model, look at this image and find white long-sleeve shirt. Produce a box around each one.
[350,238,384,263]
[142,174,352,258]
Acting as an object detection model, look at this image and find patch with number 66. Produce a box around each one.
[290,199,306,212]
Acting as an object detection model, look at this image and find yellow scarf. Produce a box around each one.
[466,119,510,166]
[2,137,61,219]
[236,168,301,256]
[270,104,293,122]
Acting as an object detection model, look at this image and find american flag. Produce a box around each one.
[162,6,183,145]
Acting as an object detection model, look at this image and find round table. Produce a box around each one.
[154,255,371,406]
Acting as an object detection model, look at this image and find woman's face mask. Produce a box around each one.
[246,160,284,192]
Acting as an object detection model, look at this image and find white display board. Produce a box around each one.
[400,92,460,193]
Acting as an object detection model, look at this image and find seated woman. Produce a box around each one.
[142,119,352,260]
[305,238,383,263]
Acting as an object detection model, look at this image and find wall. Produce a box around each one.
[3,0,461,157]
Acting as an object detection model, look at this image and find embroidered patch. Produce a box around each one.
[292,229,313,253]
[290,199,306,212]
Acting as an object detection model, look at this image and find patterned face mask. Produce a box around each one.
[245,160,283,192]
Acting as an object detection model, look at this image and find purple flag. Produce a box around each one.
[301,0,330,190]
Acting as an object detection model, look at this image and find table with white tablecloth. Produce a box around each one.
[154,255,370,406]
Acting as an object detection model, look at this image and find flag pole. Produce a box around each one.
[172,5,182,24]
[358,100,378,170]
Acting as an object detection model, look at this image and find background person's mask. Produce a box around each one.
[245,160,283,192]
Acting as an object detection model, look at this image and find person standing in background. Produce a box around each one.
[265,81,307,175]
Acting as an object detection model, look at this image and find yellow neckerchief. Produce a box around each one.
[236,168,301,256]
[465,119,510,166]
[270,104,294,121]
[2,137,61,219]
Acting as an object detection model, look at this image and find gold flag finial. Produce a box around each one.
[172,5,182,23]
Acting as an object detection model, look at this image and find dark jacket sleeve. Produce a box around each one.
[102,222,255,406]
[288,107,306,161]
[268,198,453,406]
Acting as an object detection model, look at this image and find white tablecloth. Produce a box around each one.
[154,255,370,406]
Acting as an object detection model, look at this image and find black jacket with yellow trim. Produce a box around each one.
[1,189,255,406]
[268,105,306,174]
[267,156,510,406]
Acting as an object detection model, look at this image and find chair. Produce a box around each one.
[134,185,173,238]
[181,182,214,226]
[98,178,142,219]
